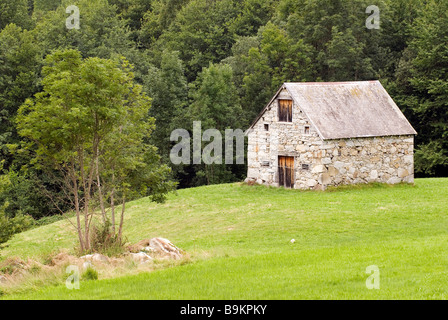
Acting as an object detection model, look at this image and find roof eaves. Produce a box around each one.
[283,83,326,140]
[245,84,286,136]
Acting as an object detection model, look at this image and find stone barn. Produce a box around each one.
[245,81,417,190]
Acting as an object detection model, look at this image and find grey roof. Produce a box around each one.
[249,81,417,140]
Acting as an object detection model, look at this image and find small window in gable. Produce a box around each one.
[278,99,293,122]
[264,124,269,131]
[304,126,310,134]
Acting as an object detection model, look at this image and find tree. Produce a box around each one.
[0,0,32,30]
[152,0,240,82]
[187,63,245,186]
[16,49,175,253]
[0,164,33,245]
[0,24,43,168]
[144,50,188,164]
[32,0,151,82]
[394,0,448,176]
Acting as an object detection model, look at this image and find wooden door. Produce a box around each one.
[278,156,294,188]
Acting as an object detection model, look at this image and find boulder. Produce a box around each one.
[130,252,153,264]
[387,177,402,184]
[149,238,183,260]
[80,253,109,263]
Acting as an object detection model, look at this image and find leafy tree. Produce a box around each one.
[32,0,150,81]
[398,0,448,176]
[0,166,33,245]
[33,0,62,12]
[229,0,276,37]
[144,50,188,164]
[139,0,188,48]
[107,0,153,42]
[153,0,240,81]
[16,49,175,252]
[187,63,244,185]
[325,27,376,81]
[0,0,32,30]
[0,24,43,168]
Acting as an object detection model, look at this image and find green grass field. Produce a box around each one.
[1,178,448,299]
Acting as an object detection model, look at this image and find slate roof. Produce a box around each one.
[248,81,417,140]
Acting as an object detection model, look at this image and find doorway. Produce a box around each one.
[278,156,294,188]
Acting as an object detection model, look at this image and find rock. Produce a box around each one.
[318,173,331,185]
[149,238,183,260]
[387,177,402,184]
[327,166,339,177]
[369,170,378,180]
[403,155,413,164]
[397,168,409,178]
[130,252,153,264]
[403,174,414,184]
[311,164,326,173]
[80,253,109,263]
[306,179,317,187]
[333,161,346,170]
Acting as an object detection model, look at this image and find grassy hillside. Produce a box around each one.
[2,178,448,299]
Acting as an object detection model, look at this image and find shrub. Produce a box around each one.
[81,267,98,281]
[88,220,127,257]
[0,203,34,245]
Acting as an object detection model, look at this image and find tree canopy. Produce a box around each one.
[0,0,447,233]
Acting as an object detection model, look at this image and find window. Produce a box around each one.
[278,99,293,122]
[301,164,310,170]
[264,124,269,131]
[304,126,310,134]
[262,161,270,167]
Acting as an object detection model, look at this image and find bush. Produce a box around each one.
[32,214,64,228]
[88,220,127,257]
[81,267,98,281]
[0,202,34,245]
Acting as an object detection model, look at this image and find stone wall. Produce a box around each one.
[246,89,415,190]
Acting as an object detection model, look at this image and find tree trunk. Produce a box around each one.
[118,196,126,240]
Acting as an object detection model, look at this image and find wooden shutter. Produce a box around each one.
[278,100,292,122]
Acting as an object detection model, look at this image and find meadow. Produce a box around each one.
[1,178,448,299]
